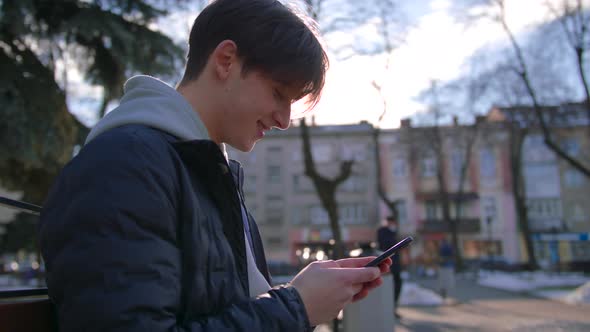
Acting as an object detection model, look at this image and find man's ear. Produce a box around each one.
[211,40,239,81]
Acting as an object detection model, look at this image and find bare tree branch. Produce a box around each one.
[494,0,590,177]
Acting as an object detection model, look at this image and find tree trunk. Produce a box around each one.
[451,125,478,271]
[509,127,538,269]
[300,119,352,260]
[575,47,590,124]
[372,128,398,218]
[437,155,462,271]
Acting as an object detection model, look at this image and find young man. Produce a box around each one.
[377,215,404,319]
[38,0,391,331]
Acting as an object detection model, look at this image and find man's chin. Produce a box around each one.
[229,140,257,153]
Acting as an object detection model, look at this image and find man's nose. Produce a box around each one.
[272,106,291,130]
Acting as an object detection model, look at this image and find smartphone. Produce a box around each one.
[364,236,414,267]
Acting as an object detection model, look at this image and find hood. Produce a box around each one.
[85,75,211,145]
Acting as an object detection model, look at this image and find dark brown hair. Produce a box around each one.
[180,0,328,109]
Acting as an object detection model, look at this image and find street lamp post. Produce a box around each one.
[486,216,493,263]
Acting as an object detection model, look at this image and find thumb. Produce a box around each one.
[341,267,380,284]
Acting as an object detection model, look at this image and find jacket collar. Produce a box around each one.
[171,139,249,293]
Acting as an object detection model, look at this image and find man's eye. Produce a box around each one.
[274,89,284,100]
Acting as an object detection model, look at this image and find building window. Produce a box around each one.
[266,146,283,164]
[526,198,562,219]
[265,236,283,248]
[309,205,329,225]
[397,200,407,225]
[564,169,585,188]
[265,196,283,225]
[451,149,465,178]
[561,138,580,156]
[572,204,585,222]
[533,241,549,261]
[293,174,314,192]
[341,143,367,161]
[392,157,407,177]
[312,144,333,163]
[339,204,367,224]
[571,242,590,260]
[523,135,555,162]
[246,204,258,220]
[247,151,257,163]
[340,175,367,192]
[244,175,257,193]
[425,201,438,219]
[479,148,496,178]
[481,196,497,224]
[421,156,437,177]
[292,150,301,161]
[267,166,281,183]
[291,207,303,224]
[450,202,466,219]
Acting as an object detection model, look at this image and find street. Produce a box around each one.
[395,277,590,332]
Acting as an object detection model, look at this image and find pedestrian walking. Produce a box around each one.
[377,216,404,319]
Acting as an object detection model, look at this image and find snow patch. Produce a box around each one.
[399,282,444,306]
[477,271,589,292]
[563,282,590,305]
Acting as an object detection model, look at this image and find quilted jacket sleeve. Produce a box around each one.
[38,128,312,332]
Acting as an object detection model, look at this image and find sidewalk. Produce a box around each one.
[395,276,590,332]
[413,273,536,303]
[316,275,590,331]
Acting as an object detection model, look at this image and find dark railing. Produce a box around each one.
[0,287,48,299]
[0,196,42,216]
[0,196,55,331]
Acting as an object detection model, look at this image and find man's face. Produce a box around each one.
[220,63,300,152]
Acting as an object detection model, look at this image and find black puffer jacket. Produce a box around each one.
[38,124,311,331]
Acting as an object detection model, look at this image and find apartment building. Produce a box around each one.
[227,121,380,265]
[491,104,590,265]
[227,103,590,269]
[378,119,521,265]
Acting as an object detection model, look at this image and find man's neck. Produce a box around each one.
[177,78,222,145]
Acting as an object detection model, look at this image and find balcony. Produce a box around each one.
[418,218,481,234]
[528,218,563,233]
[415,191,479,201]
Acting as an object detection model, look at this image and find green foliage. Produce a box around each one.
[0,0,186,251]
[0,41,77,198]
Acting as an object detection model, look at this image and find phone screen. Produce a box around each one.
[364,236,413,267]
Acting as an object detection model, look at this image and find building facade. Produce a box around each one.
[491,104,590,266]
[228,122,380,266]
[378,119,521,267]
[228,105,590,270]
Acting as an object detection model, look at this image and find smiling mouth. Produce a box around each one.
[257,121,270,138]
[258,121,271,131]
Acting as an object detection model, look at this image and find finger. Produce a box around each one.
[378,258,392,273]
[364,276,383,290]
[311,259,338,269]
[379,257,392,267]
[353,277,384,302]
[351,283,363,295]
[335,257,376,268]
[352,288,369,302]
[336,267,380,284]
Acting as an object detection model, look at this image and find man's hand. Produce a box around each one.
[290,256,392,326]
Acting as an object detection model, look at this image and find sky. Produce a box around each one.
[307,0,559,128]
[67,0,563,128]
